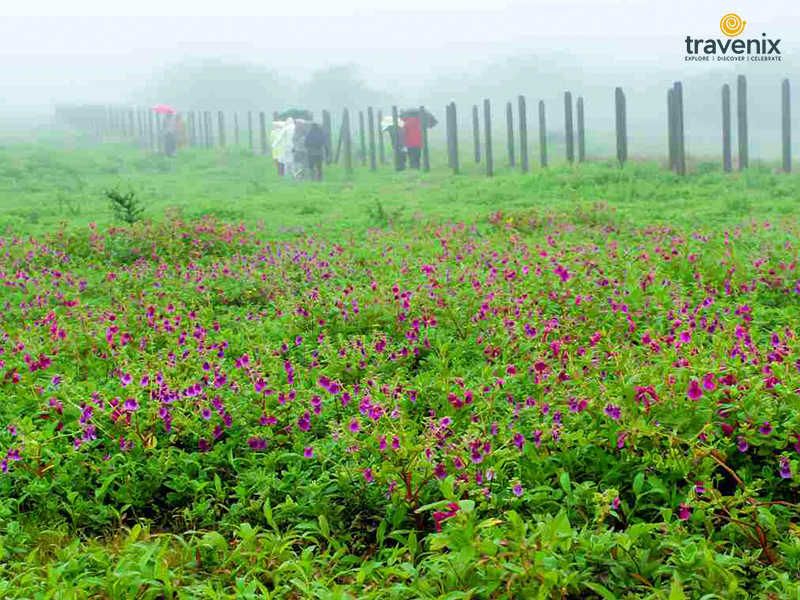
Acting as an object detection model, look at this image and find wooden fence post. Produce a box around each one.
[782,79,791,173]
[576,96,585,163]
[391,105,401,171]
[446,104,453,169]
[472,104,481,163]
[564,91,574,164]
[358,110,367,166]
[722,84,732,172]
[377,110,386,164]
[156,113,164,153]
[233,113,240,146]
[334,115,344,164]
[506,101,515,168]
[367,107,377,171]
[343,108,353,176]
[421,105,430,172]
[737,75,748,170]
[673,81,685,175]
[259,112,267,155]
[614,87,627,167]
[518,95,528,172]
[538,100,547,168]
[148,110,155,151]
[217,111,226,147]
[450,101,459,175]
[484,99,493,177]
[322,110,332,164]
[248,111,254,152]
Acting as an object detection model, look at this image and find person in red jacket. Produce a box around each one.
[403,116,422,169]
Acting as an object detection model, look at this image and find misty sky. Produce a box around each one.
[1,0,797,107]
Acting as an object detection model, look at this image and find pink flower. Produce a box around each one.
[687,380,703,401]
[362,468,374,483]
[303,446,314,459]
[677,503,691,521]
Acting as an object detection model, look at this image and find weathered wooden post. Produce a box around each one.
[148,110,155,151]
[576,96,585,163]
[367,107,377,171]
[782,79,791,173]
[217,111,226,147]
[472,104,481,164]
[259,111,267,155]
[450,101,459,175]
[233,113,240,146]
[673,81,685,175]
[322,110,332,164]
[538,100,547,168]
[564,91,574,164]
[206,111,213,148]
[518,95,528,172]
[722,84,732,172]
[248,111,254,152]
[421,105,430,172]
[358,110,367,166]
[506,101,515,168]
[137,109,144,144]
[334,115,344,164]
[614,87,627,167]
[343,108,353,176]
[391,105,401,171]
[128,110,135,139]
[484,98,493,177]
[737,75,748,170]
[377,109,386,164]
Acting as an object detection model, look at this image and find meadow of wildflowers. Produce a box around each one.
[1,146,800,598]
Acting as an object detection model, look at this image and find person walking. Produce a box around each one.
[403,115,422,169]
[163,113,178,156]
[305,123,326,181]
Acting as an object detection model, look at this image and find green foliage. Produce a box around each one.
[106,187,144,224]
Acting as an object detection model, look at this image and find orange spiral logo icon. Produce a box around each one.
[720,13,746,37]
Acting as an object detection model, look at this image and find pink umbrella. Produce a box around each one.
[151,104,177,115]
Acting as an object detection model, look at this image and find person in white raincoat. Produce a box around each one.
[271,118,296,176]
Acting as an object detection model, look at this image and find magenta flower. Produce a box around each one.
[737,436,749,452]
[687,380,702,401]
[604,404,621,421]
[677,503,691,521]
[303,446,314,459]
[512,484,524,497]
[349,419,360,433]
[702,373,716,391]
[780,457,792,479]
[759,421,773,435]
[611,497,621,510]
[362,468,374,483]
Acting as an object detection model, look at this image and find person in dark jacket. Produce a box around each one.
[305,123,326,181]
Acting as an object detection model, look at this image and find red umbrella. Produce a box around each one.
[151,104,177,115]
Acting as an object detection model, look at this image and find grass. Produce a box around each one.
[1,134,800,599]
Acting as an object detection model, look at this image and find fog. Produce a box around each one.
[1,0,798,158]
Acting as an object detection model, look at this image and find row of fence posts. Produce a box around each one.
[57,75,793,175]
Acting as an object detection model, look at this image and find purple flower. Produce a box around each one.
[759,421,773,435]
[303,446,314,459]
[604,404,621,421]
[687,380,702,401]
[123,398,139,412]
[780,457,792,479]
[513,432,525,451]
[349,419,360,433]
[512,484,524,497]
[362,468,374,483]
[434,463,447,479]
[611,497,621,510]
[695,482,705,495]
[737,436,749,452]
[247,437,267,450]
[678,503,691,521]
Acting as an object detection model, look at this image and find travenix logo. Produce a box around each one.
[685,14,782,62]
